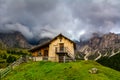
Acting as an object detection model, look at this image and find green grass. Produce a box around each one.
[3,61,120,80]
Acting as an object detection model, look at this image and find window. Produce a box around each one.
[38,51,42,56]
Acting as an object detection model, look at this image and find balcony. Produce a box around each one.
[55,47,68,54]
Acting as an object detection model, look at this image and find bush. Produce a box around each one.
[3,54,7,59]
[0,63,9,68]
[6,55,17,63]
[7,50,28,55]
[0,59,6,63]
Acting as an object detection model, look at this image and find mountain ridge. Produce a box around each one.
[0,31,31,49]
[77,32,120,60]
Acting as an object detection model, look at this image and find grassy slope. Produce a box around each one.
[3,61,120,80]
[0,49,29,68]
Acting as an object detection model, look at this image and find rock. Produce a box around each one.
[89,68,98,74]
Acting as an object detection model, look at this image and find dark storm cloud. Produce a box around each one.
[0,0,120,40]
[65,0,120,39]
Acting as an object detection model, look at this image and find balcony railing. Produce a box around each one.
[55,47,76,61]
[55,47,67,53]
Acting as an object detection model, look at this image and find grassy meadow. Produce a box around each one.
[3,61,120,80]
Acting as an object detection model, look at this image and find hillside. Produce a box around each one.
[0,49,29,68]
[3,61,120,80]
[97,52,120,71]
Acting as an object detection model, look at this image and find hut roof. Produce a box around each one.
[29,34,76,52]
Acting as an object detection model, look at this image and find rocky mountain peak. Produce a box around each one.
[77,32,120,60]
[0,31,31,49]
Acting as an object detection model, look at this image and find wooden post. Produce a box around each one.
[63,56,66,63]
[0,71,1,80]
[26,55,29,62]
[9,63,12,70]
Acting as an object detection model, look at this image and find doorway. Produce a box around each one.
[59,43,64,52]
[43,50,48,60]
[58,54,65,62]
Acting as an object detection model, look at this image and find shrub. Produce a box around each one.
[6,55,17,63]
[0,63,9,68]
[0,59,6,63]
[3,54,7,59]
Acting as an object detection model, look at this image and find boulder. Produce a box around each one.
[89,68,98,74]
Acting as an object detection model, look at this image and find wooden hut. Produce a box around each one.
[29,34,76,62]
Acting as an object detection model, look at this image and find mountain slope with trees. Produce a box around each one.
[97,52,120,71]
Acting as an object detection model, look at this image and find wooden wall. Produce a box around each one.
[31,36,75,62]
[49,36,75,62]
[32,47,49,57]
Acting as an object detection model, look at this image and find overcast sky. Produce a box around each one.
[0,0,120,40]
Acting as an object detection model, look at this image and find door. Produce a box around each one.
[43,50,48,60]
[59,43,64,52]
[58,54,64,62]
